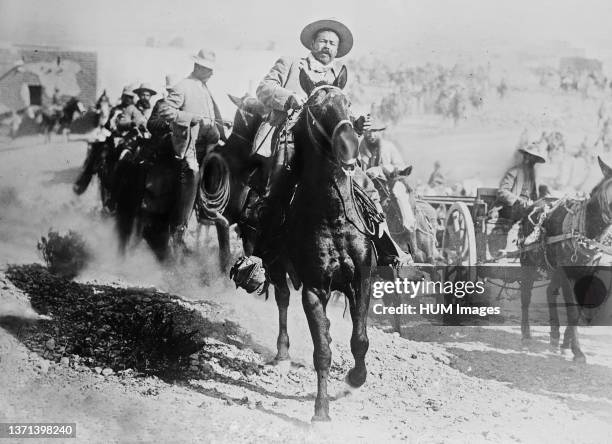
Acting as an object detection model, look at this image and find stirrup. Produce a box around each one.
[230,256,268,295]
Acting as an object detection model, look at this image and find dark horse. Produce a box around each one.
[520,156,612,362]
[264,68,381,421]
[196,94,269,271]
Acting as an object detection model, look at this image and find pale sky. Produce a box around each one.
[1,0,611,58]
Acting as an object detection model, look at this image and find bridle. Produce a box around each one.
[300,84,380,236]
[303,85,356,175]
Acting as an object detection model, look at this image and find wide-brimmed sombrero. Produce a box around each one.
[134,82,157,96]
[300,18,353,58]
[120,86,138,99]
[519,143,546,163]
[365,124,387,133]
[191,48,216,69]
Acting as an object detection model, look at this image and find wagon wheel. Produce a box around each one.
[441,202,477,284]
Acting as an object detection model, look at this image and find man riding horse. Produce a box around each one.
[134,82,158,122]
[156,49,228,251]
[496,143,547,223]
[233,18,412,291]
[106,86,147,135]
[358,123,407,178]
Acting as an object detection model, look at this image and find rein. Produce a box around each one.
[522,196,612,265]
[300,85,379,237]
[305,107,354,172]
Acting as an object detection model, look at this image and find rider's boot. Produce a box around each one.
[252,128,297,265]
[171,156,198,254]
[373,204,417,278]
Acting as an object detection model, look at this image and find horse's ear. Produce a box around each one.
[227,94,242,108]
[400,165,413,177]
[598,156,612,178]
[299,69,316,96]
[333,65,348,90]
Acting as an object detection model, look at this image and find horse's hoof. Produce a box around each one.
[549,339,559,352]
[346,368,367,388]
[311,413,331,423]
[268,357,291,372]
[573,354,587,364]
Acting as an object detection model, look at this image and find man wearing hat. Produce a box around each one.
[496,144,547,222]
[106,85,146,135]
[134,82,157,121]
[158,49,227,248]
[236,18,410,290]
[359,124,407,178]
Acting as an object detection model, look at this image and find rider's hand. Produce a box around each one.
[516,197,531,209]
[284,93,304,111]
[159,106,178,122]
[366,166,385,181]
[354,114,372,135]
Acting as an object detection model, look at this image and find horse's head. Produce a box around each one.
[298,66,358,174]
[587,157,612,227]
[587,156,612,239]
[228,93,266,141]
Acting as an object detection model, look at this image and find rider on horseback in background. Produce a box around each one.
[233,19,413,291]
[106,86,147,136]
[134,82,158,122]
[496,143,548,223]
[51,88,62,109]
[156,49,228,250]
[358,123,407,179]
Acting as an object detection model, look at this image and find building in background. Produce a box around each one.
[0,42,277,118]
[0,44,97,110]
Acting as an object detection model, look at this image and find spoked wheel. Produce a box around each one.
[441,202,477,285]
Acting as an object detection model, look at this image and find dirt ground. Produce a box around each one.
[1,91,612,443]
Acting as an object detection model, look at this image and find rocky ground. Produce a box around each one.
[1,90,612,442]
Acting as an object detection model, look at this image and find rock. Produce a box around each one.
[60,357,70,366]
[102,368,114,377]
[94,366,102,374]
[37,359,50,374]
[45,338,56,350]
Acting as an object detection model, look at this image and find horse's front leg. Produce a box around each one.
[273,278,291,363]
[520,270,536,342]
[346,281,370,388]
[215,221,230,273]
[547,271,561,349]
[560,274,586,363]
[302,287,332,422]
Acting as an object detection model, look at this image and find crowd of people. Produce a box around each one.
[346,58,493,124]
